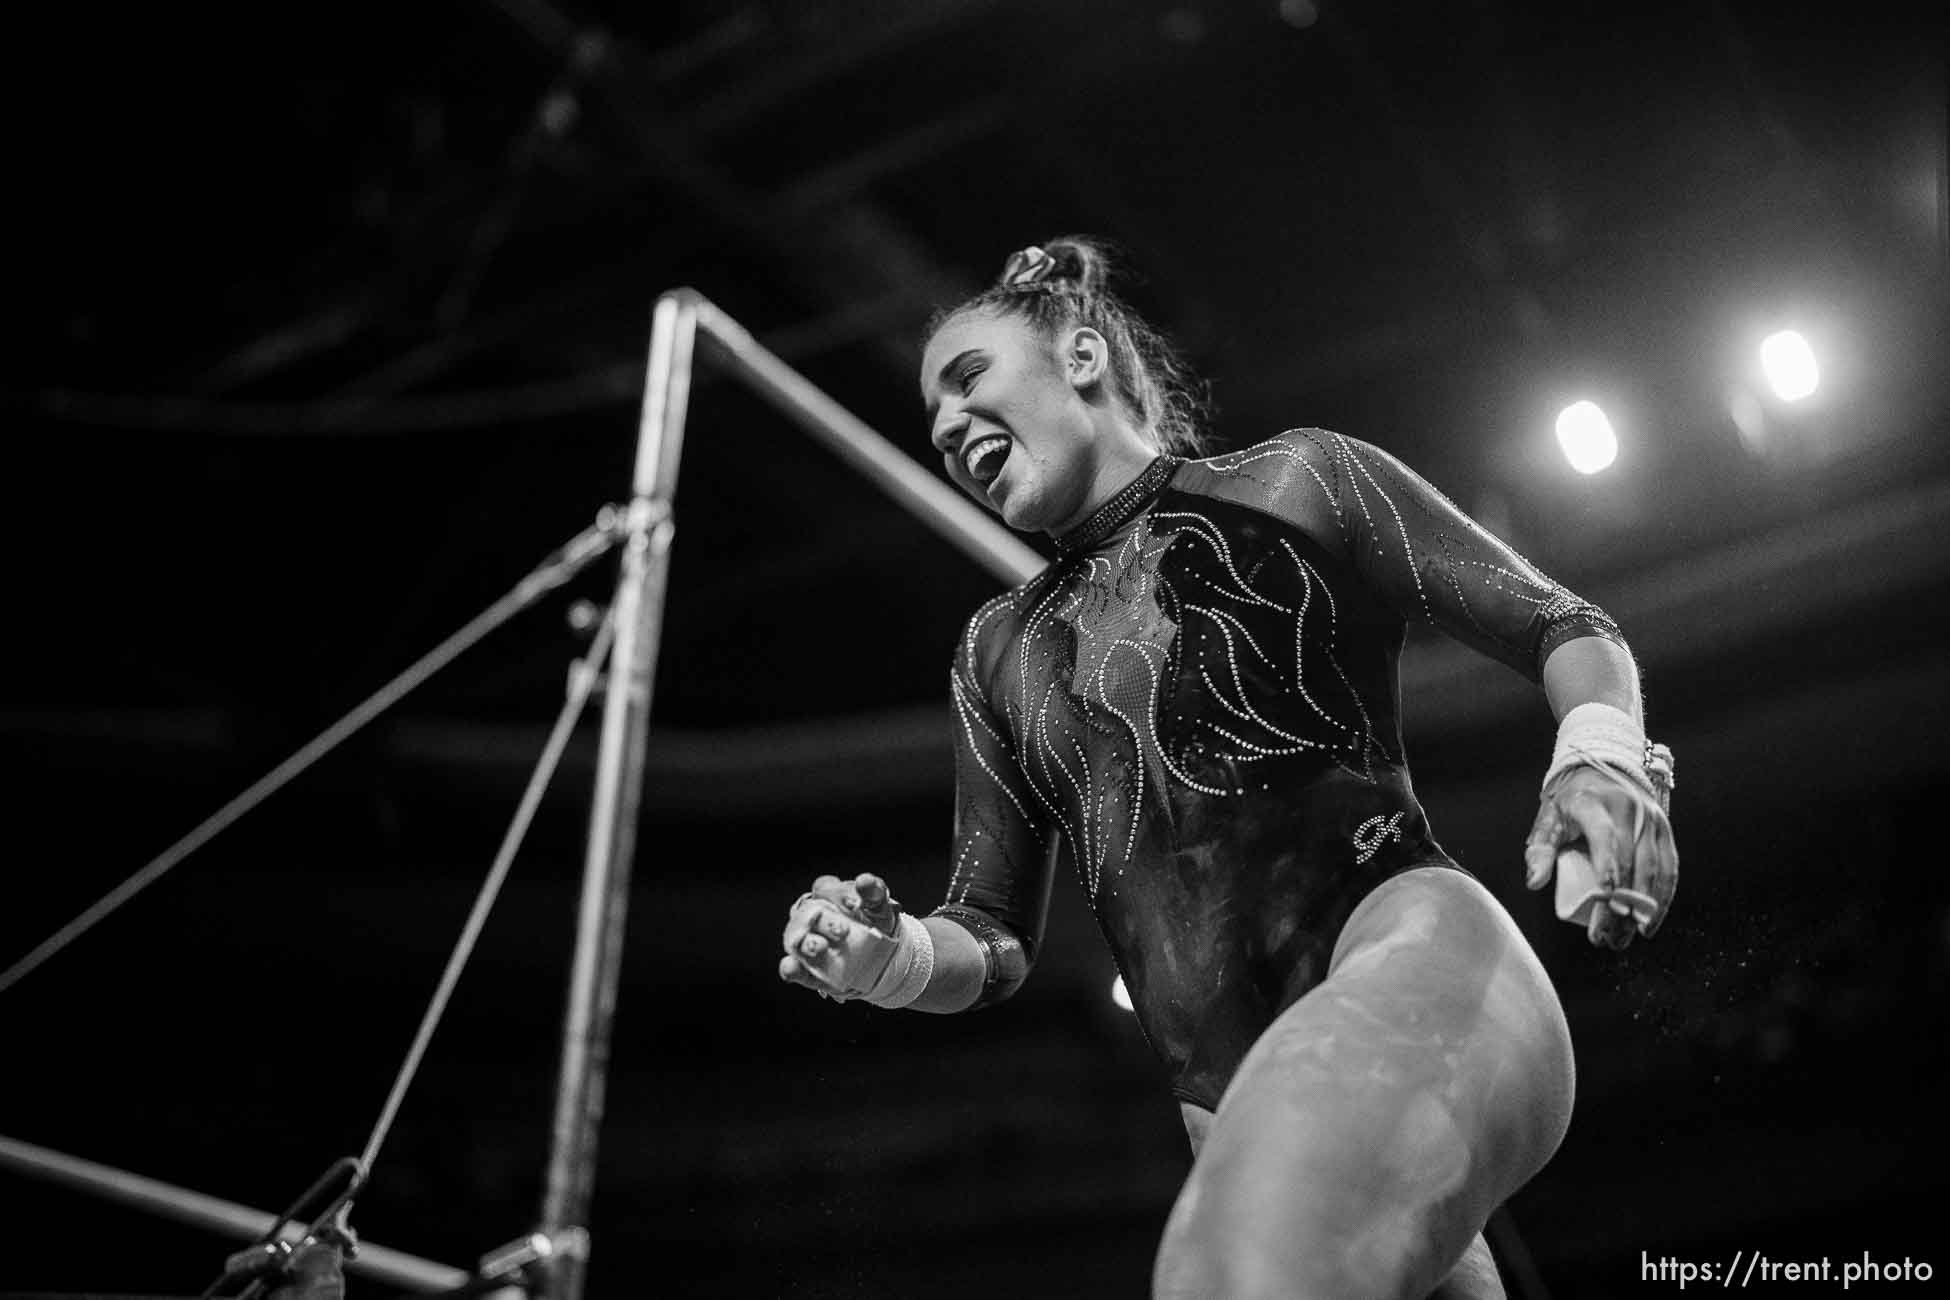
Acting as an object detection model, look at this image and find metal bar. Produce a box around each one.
[690,294,1045,586]
[0,1134,468,1292]
[537,292,696,1300]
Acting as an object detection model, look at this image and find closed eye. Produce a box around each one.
[957,363,985,394]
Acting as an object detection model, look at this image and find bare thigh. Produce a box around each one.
[1155,867,1573,1299]
[1179,1104,1503,1297]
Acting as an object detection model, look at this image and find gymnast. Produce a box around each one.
[778,237,1677,1299]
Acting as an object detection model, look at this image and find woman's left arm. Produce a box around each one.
[1532,635,1678,949]
[1295,430,1677,946]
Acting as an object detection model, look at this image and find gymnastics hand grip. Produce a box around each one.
[1553,847,1658,929]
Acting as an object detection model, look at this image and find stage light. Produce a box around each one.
[1554,401,1618,475]
[1110,974,1134,1012]
[1760,330,1819,401]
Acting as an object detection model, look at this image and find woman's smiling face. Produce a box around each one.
[920,308,1101,534]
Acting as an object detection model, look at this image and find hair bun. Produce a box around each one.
[995,235,1114,296]
[1039,237,1110,295]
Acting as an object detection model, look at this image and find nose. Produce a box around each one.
[931,409,971,455]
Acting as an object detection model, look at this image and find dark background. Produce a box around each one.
[4,1,1946,1295]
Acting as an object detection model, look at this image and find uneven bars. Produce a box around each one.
[4,294,1036,1300]
[0,1133,484,1293]
[685,292,1047,587]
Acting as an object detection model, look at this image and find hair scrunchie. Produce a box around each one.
[999,244,1058,288]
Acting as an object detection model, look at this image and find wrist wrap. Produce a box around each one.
[864,913,935,1009]
[1543,702,1675,815]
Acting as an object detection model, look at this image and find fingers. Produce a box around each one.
[842,873,886,915]
[780,901,857,1000]
[1585,896,1635,950]
[779,884,901,1000]
[1629,812,1680,937]
[807,909,850,942]
[1535,767,1679,946]
[779,953,817,988]
[1523,797,1568,890]
[784,906,850,961]
[1608,827,1662,935]
[778,953,844,1000]
[802,873,899,935]
[1561,789,1622,891]
[1582,805,1677,947]
[853,873,900,933]
[1584,791,1677,940]
[1560,842,1634,950]
[1567,792,1637,948]
[1535,779,1626,946]
[806,874,878,918]
[781,901,815,957]
[1542,803,1634,947]
[781,894,850,966]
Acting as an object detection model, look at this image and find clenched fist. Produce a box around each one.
[779,873,905,1000]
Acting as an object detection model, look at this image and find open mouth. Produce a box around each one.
[962,435,1011,485]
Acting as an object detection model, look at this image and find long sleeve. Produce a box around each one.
[1203,429,1626,680]
[929,603,1058,1005]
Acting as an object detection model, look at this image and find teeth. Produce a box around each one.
[963,435,1011,483]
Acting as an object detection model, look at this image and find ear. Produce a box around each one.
[1060,326,1110,392]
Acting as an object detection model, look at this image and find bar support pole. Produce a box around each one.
[537,291,696,1300]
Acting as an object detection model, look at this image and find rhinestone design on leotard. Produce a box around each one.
[1196,429,1621,669]
[934,429,1632,1106]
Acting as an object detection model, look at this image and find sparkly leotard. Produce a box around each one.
[929,429,1626,1109]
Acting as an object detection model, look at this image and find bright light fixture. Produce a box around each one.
[1554,401,1618,475]
[1760,330,1819,401]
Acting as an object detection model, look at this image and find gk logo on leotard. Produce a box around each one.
[1352,812,1406,864]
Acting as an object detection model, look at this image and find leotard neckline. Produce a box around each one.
[1052,454,1184,556]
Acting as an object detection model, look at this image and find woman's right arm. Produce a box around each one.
[780,614,1057,1011]
[779,871,990,1011]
